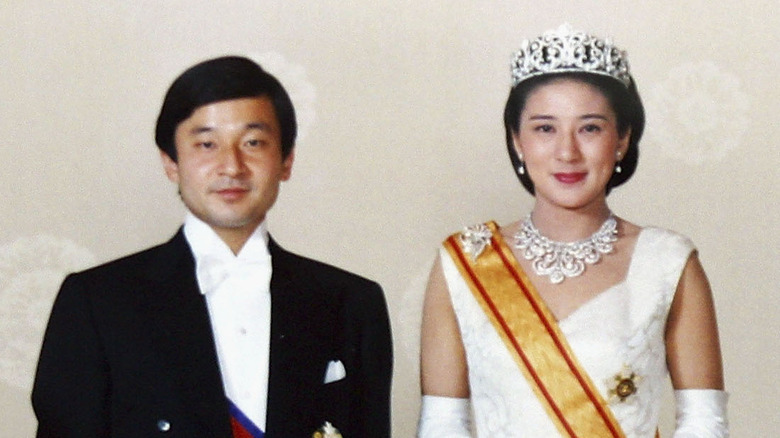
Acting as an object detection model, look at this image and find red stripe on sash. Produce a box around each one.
[445,225,626,437]
[228,399,264,438]
[491,235,623,437]
[231,416,256,438]
[446,235,577,436]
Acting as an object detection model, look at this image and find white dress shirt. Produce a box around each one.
[183,213,272,432]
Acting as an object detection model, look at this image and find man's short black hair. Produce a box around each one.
[155,56,297,161]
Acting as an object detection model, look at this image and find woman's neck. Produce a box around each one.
[529,202,613,242]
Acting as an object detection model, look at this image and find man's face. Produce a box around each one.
[161,96,294,249]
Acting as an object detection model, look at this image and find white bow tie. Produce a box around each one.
[196,254,272,295]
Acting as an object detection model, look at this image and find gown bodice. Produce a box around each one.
[442,226,694,437]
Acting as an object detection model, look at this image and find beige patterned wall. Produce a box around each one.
[1,1,777,436]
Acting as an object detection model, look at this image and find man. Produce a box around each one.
[32,56,392,438]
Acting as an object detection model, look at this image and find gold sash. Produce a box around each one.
[444,221,627,438]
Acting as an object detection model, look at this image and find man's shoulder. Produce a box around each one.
[275,248,389,325]
[72,232,188,281]
[272,242,379,291]
[283,249,375,284]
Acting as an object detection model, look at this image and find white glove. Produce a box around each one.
[672,389,729,437]
[417,395,472,438]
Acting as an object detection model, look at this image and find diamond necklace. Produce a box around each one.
[513,214,618,284]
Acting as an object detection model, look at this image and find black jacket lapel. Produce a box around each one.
[265,238,340,437]
[140,230,232,437]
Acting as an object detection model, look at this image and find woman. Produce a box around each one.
[418,25,728,437]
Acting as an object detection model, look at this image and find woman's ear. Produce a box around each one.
[512,132,524,161]
[617,127,632,157]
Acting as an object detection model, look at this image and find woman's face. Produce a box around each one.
[513,78,630,213]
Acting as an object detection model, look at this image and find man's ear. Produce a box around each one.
[280,149,295,181]
[160,150,179,184]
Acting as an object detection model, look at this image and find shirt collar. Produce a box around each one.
[183,212,271,263]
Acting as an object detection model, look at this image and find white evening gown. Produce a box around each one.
[442,227,693,438]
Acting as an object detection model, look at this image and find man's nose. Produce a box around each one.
[219,144,246,175]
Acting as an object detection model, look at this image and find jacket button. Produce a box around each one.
[157,419,171,432]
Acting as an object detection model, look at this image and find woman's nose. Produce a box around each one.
[556,131,581,162]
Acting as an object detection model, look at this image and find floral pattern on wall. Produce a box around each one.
[248,52,317,143]
[645,61,750,165]
[0,235,95,391]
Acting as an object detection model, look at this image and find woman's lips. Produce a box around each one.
[554,172,587,184]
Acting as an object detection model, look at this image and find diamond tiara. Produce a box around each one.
[511,24,632,88]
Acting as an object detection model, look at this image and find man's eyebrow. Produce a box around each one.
[189,126,214,135]
[187,122,273,134]
[246,122,272,131]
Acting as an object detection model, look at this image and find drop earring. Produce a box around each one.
[615,151,623,174]
[517,153,525,175]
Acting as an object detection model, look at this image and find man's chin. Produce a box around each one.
[208,215,265,232]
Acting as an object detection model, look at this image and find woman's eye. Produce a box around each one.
[246,139,261,147]
[198,141,215,149]
[534,124,554,133]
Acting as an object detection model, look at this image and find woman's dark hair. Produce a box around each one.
[503,72,645,195]
[155,56,297,161]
